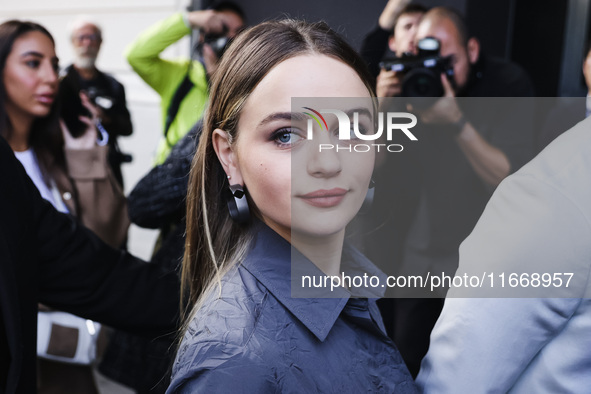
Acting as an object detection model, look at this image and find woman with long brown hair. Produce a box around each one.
[0,20,128,248]
[0,20,128,393]
[168,19,416,392]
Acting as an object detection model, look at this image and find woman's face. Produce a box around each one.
[3,31,58,120]
[216,54,375,241]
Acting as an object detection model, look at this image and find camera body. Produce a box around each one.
[58,80,114,138]
[85,87,113,111]
[202,33,229,59]
[197,23,231,60]
[379,37,455,98]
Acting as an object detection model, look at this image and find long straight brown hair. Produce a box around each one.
[181,19,376,319]
[0,20,65,181]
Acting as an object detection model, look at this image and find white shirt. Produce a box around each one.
[14,149,69,214]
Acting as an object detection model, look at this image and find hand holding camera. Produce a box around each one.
[379,37,455,98]
[379,0,413,30]
[377,68,403,97]
[58,77,113,137]
[187,10,226,35]
[379,37,464,129]
[188,10,233,74]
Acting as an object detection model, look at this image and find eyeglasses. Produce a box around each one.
[74,34,100,43]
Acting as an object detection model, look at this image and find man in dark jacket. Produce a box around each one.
[0,135,179,393]
[61,17,133,187]
[368,6,536,377]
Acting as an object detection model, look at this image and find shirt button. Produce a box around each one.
[63,192,72,200]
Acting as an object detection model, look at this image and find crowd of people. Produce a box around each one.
[0,0,589,393]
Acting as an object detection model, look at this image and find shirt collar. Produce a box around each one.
[241,223,385,342]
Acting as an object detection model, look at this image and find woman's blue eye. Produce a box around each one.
[277,132,292,144]
[272,128,302,147]
[347,124,365,139]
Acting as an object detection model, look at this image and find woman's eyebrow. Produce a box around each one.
[258,108,372,128]
[20,51,59,65]
[258,112,307,126]
[20,51,44,58]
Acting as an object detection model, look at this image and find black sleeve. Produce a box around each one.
[504,63,535,98]
[360,24,392,79]
[37,216,181,336]
[102,78,133,137]
[465,58,537,174]
[490,63,536,173]
[128,122,201,229]
[0,136,180,336]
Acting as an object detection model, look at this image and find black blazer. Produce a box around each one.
[0,136,180,393]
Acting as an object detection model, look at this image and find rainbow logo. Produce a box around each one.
[303,107,328,131]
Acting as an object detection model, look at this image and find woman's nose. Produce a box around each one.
[42,62,58,86]
[306,132,342,178]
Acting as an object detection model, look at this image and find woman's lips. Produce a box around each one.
[298,188,348,208]
[36,93,55,105]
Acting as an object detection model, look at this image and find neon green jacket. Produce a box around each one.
[126,13,208,164]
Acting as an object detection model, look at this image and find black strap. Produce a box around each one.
[163,72,194,145]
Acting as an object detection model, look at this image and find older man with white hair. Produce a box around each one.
[61,16,133,187]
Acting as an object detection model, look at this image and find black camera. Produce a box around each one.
[379,37,455,98]
[203,34,229,59]
[58,80,113,138]
[86,87,114,111]
[198,24,230,59]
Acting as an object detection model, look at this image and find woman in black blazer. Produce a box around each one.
[0,135,180,393]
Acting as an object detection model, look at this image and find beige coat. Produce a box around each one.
[52,145,129,248]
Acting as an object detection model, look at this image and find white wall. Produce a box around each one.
[1,0,193,260]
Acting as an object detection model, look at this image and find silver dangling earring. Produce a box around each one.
[227,183,250,223]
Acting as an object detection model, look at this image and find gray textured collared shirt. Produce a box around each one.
[167,223,416,393]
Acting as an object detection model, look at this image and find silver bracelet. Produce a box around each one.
[95,120,109,146]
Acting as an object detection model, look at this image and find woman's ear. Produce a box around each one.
[212,128,243,185]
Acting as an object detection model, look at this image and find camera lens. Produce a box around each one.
[414,75,432,96]
[403,69,444,98]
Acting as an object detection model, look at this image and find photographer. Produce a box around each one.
[125,2,245,165]
[61,17,133,187]
[360,0,427,97]
[371,7,535,377]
